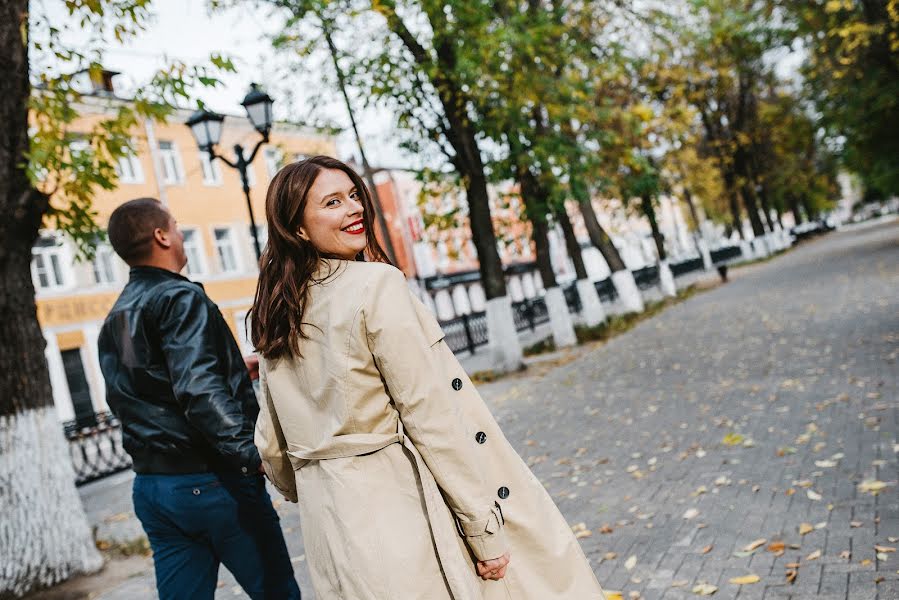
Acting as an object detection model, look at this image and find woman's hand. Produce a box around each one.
[476,552,510,580]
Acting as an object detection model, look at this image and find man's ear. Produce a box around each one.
[153,227,173,249]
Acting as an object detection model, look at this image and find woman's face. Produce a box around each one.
[299,168,368,260]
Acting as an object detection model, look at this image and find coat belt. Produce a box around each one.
[287,420,481,600]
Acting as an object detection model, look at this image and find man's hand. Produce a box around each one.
[476,552,510,580]
[243,354,260,381]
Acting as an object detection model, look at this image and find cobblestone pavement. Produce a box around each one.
[39,220,897,599]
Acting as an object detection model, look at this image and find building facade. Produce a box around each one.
[35,79,336,426]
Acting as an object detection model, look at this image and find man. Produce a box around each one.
[98,198,301,600]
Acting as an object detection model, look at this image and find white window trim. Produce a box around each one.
[181,227,207,278]
[116,142,145,184]
[31,233,74,293]
[212,226,242,275]
[91,244,119,286]
[199,152,223,186]
[263,147,283,179]
[158,140,185,185]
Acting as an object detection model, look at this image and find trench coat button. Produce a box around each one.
[497,486,510,499]
[475,431,487,444]
[451,378,463,391]
[241,466,248,474]
[192,488,201,496]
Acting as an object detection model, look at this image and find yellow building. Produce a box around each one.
[35,74,336,426]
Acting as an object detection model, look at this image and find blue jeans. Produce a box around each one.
[133,472,301,600]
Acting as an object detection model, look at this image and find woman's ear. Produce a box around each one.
[297,227,310,241]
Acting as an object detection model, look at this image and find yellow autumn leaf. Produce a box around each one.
[604,592,623,600]
[858,480,889,495]
[692,582,718,595]
[729,574,761,585]
[722,432,744,446]
[799,523,814,535]
[742,538,767,552]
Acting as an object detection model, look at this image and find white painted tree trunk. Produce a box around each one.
[1,406,103,596]
[543,287,577,348]
[576,278,606,327]
[658,260,677,298]
[698,238,713,271]
[485,296,523,373]
[752,237,770,258]
[740,240,753,260]
[611,270,645,313]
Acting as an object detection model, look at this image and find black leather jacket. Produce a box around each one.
[98,266,261,475]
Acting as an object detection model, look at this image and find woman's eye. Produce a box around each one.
[326,198,340,207]
[349,191,359,200]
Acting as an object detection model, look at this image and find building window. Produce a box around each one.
[182,229,205,277]
[92,244,118,285]
[198,152,223,185]
[264,147,283,178]
[157,140,184,184]
[245,162,257,187]
[116,148,144,184]
[249,225,268,255]
[213,227,240,274]
[31,235,68,290]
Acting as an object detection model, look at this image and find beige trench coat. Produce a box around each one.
[256,259,605,600]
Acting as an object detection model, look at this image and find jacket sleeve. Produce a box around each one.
[255,363,298,502]
[155,286,261,474]
[364,266,508,561]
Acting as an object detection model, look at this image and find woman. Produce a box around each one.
[251,156,605,599]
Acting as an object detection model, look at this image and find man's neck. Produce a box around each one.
[130,257,182,274]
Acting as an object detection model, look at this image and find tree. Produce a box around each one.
[787,0,899,195]
[1,2,230,594]
[263,0,523,371]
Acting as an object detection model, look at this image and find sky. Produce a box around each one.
[39,0,409,167]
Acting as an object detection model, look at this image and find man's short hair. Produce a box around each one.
[107,198,171,264]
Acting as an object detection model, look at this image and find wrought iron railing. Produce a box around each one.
[710,245,743,264]
[670,256,705,277]
[632,264,660,289]
[63,411,131,486]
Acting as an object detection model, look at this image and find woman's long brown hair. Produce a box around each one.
[250,156,390,360]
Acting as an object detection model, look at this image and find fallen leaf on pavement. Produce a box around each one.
[729,574,760,585]
[742,538,767,552]
[691,582,718,595]
[684,508,700,520]
[850,521,863,528]
[806,550,822,561]
[839,551,851,559]
[625,555,637,570]
[807,490,822,501]
[874,546,896,553]
[786,569,798,584]
[604,591,623,600]
[858,480,890,495]
[671,580,689,588]
[700,544,713,554]
[799,523,814,535]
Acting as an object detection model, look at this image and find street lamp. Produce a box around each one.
[186,83,274,262]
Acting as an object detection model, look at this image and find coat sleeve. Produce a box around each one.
[364,266,508,561]
[254,364,298,502]
[155,286,261,474]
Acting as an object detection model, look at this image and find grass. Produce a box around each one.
[94,535,152,558]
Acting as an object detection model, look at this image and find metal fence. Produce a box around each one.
[64,411,132,486]
[670,256,705,277]
[710,245,743,264]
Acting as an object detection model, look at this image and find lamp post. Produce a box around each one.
[186,83,274,263]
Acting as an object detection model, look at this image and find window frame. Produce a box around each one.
[157,140,184,185]
[181,227,207,277]
[212,226,241,275]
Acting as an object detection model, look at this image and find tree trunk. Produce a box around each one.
[640,195,667,262]
[788,194,805,224]
[1,3,103,594]
[517,170,576,347]
[555,205,588,280]
[576,199,626,272]
[721,167,745,239]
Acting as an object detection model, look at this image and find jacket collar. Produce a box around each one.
[129,266,203,289]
